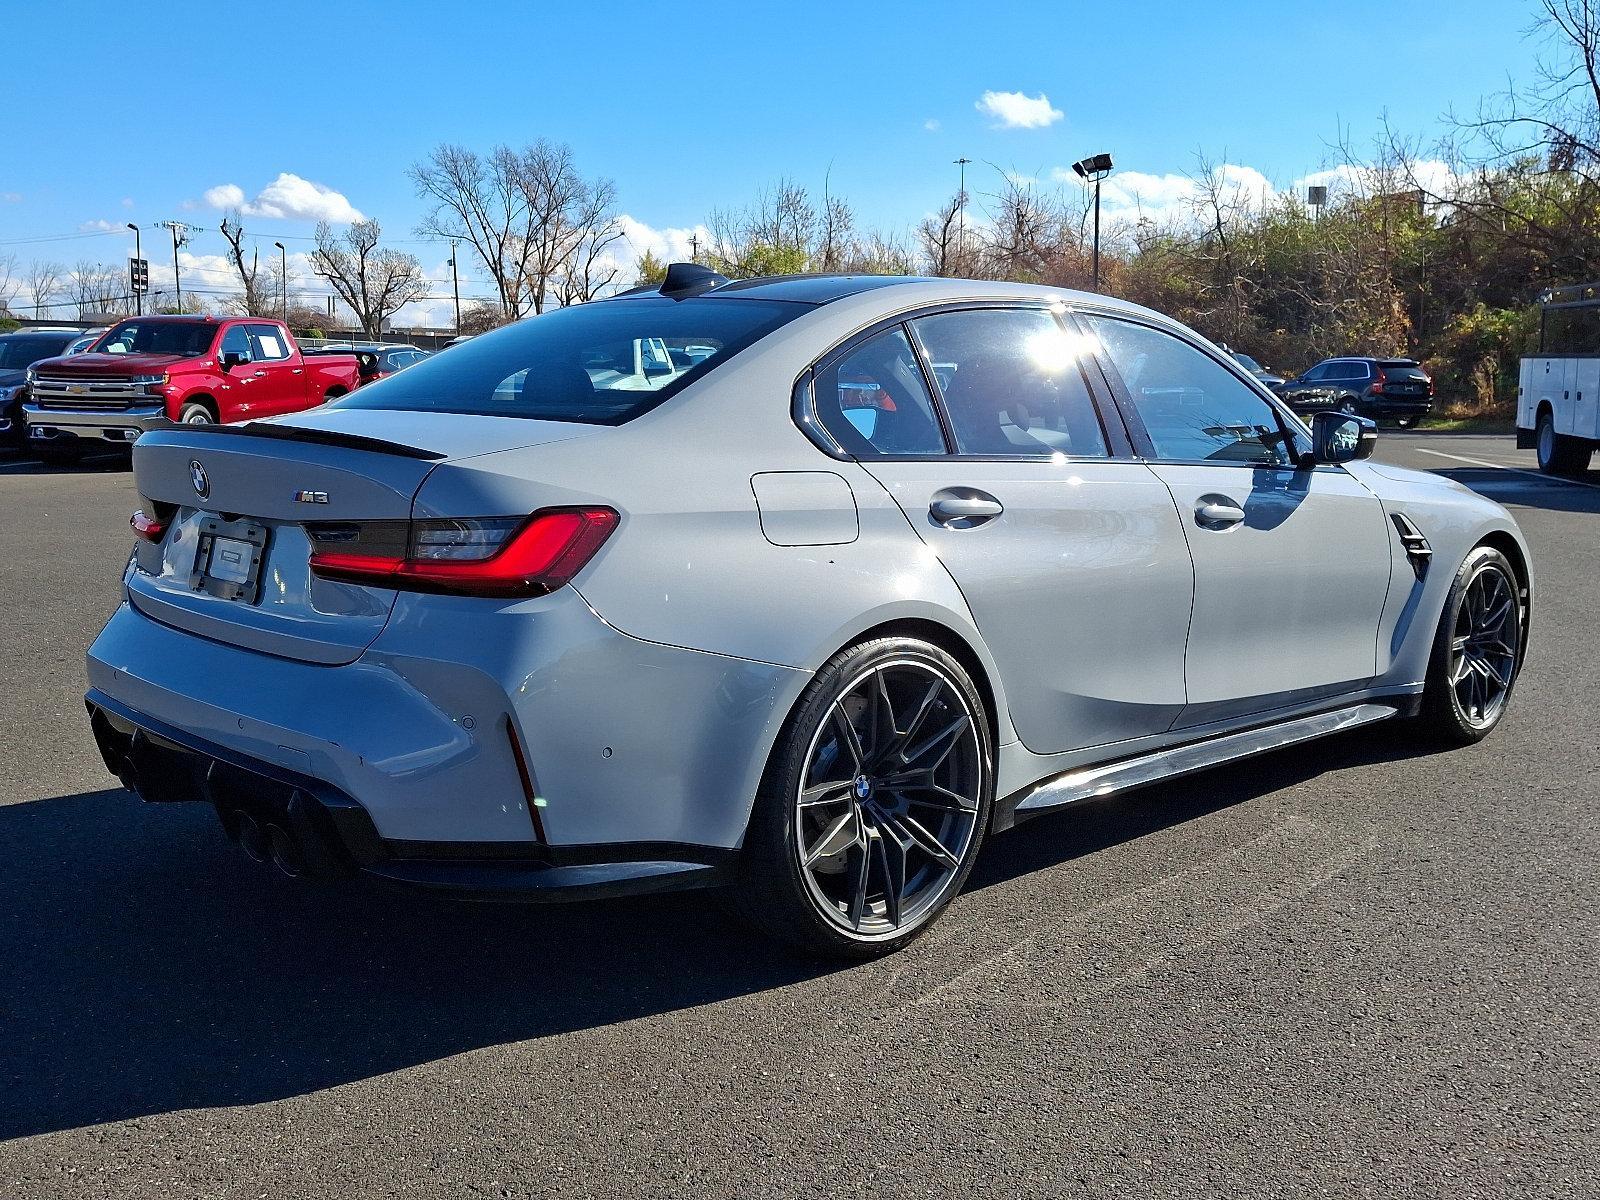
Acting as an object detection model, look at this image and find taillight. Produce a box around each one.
[307,508,618,598]
[130,509,166,542]
[1371,367,1387,395]
[1426,376,1435,397]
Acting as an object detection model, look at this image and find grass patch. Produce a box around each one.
[1415,414,1518,434]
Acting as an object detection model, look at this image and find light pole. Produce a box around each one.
[1071,152,1114,292]
[448,240,461,333]
[953,157,972,272]
[127,223,142,315]
[274,242,288,321]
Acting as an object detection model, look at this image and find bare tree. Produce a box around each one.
[69,261,128,317]
[0,253,18,315]
[25,260,65,318]
[219,210,271,315]
[918,193,966,276]
[412,144,534,316]
[311,220,429,339]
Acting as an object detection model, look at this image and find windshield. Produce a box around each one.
[97,320,218,357]
[1231,352,1263,372]
[0,335,73,369]
[331,297,807,424]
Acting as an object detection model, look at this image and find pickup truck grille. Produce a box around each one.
[30,374,148,411]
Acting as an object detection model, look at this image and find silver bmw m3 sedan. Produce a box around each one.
[85,265,1532,957]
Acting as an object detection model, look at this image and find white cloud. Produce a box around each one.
[975,90,1062,130]
[78,218,122,232]
[3,191,23,203]
[923,118,941,132]
[204,183,245,209]
[615,215,712,275]
[203,173,364,223]
[120,197,135,209]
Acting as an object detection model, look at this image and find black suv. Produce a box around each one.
[1278,357,1433,427]
[0,328,86,451]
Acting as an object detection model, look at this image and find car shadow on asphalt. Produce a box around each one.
[1430,467,1600,516]
[0,722,1437,1142]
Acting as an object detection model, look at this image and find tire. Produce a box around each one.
[1395,416,1418,429]
[1535,409,1592,476]
[1339,398,1358,415]
[736,636,994,958]
[179,402,216,425]
[1414,545,1523,746]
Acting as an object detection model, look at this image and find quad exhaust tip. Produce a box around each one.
[235,811,269,864]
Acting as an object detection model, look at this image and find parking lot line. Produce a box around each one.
[1411,447,1600,491]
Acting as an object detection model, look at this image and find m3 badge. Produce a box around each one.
[294,490,330,504]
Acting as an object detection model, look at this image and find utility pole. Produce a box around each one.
[953,158,972,272]
[274,242,288,321]
[158,220,202,312]
[448,240,461,333]
[126,224,143,315]
[688,233,700,262]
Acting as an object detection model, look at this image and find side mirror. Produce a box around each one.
[220,351,247,370]
[1308,410,1377,465]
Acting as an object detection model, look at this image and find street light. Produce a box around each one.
[1071,152,1114,291]
[274,242,288,321]
[953,157,972,272]
[126,223,142,315]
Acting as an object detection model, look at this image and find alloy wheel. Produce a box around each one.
[794,659,983,936]
[1449,564,1519,728]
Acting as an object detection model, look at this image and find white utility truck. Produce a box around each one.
[1519,282,1600,474]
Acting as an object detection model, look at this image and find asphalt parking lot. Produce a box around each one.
[0,433,1594,1199]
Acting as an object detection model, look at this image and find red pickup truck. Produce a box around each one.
[22,315,367,465]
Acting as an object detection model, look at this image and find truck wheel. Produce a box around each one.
[1536,410,1592,475]
[179,402,215,425]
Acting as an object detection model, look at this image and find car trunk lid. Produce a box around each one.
[125,414,597,664]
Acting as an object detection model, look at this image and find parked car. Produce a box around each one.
[1278,357,1434,427]
[369,345,431,379]
[21,316,365,465]
[64,327,111,355]
[1223,347,1285,391]
[1518,281,1600,475]
[0,328,85,450]
[84,267,1531,958]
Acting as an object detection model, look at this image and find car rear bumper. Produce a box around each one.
[23,402,171,446]
[87,592,804,862]
[1363,398,1432,419]
[86,689,733,900]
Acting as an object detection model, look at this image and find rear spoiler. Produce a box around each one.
[152,421,445,460]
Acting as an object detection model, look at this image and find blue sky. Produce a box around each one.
[0,0,1548,326]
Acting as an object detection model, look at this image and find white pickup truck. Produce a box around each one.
[1518,283,1600,475]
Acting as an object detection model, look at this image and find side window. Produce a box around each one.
[218,325,252,362]
[247,325,291,362]
[812,327,947,457]
[1085,316,1294,466]
[910,308,1108,457]
[1302,362,1328,381]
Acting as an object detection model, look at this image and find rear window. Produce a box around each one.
[331,297,806,424]
[0,334,74,369]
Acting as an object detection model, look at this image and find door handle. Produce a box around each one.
[254,369,267,378]
[291,368,303,375]
[930,491,1004,524]
[1195,500,1246,528]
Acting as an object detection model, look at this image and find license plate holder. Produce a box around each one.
[190,516,269,604]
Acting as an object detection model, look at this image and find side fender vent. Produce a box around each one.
[1391,513,1432,580]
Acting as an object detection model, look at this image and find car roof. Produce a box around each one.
[705,274,941,304]
[609,271,1168,325]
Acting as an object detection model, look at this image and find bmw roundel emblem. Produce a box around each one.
[190,459,210,500]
